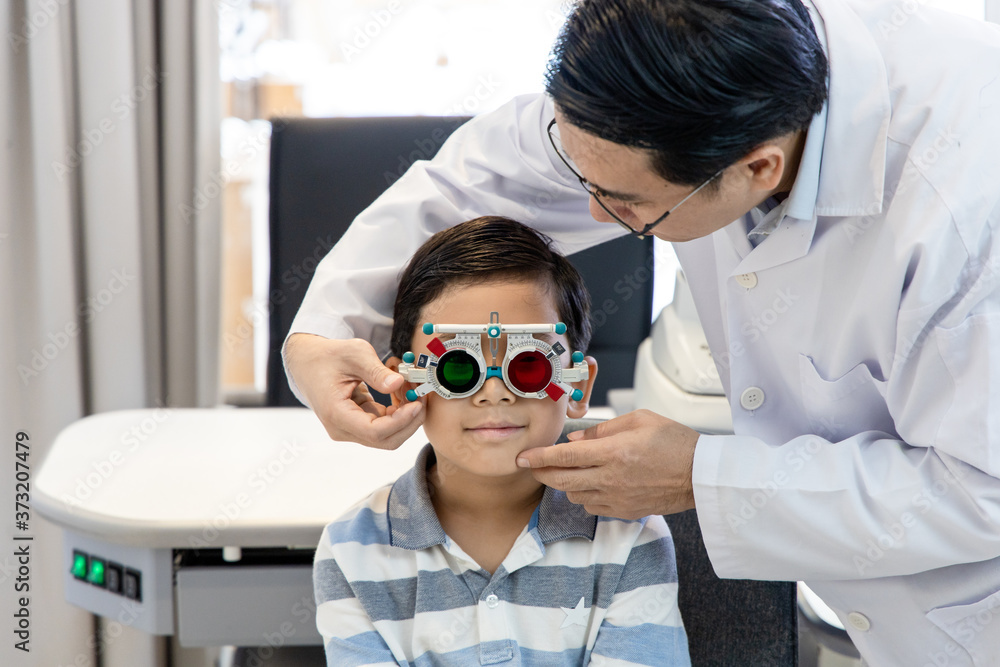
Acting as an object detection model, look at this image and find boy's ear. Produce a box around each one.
[566,356,598,419]
[384,357,409,408]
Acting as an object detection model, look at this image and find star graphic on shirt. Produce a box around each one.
[560,596,589,628]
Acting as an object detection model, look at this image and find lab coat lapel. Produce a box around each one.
[729,215,819,276]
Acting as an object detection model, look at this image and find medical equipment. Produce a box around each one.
[397,312,589,402]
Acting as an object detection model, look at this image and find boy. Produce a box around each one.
[313,216,690,666]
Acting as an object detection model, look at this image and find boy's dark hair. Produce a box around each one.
[545,0,828,187]
[391,216,592,358]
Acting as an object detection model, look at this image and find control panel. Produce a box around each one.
[71,549,142,601]
[63,529,174,635]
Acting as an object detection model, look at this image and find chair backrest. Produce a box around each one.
[665,509,798,666]
[266,116,652,407]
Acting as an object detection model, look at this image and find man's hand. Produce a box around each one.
[285,333,423,449]
[516,410,698,519]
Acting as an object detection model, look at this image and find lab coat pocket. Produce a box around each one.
[926,589,1000,666]
[798,355,895,442]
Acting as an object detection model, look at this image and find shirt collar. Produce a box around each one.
[771,0,830,225]
[743,91,827,246]
[387,444,597,550]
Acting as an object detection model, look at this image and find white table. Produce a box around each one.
[36,407,427,647]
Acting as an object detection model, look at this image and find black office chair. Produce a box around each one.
[264,116,798,666]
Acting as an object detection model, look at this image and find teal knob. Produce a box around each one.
[571,389,584,401]
[406,389,418,402]
[422,323,434,335]
[488,325,501,338]
[555,322,567,335]
[572,351,584,363]
[402,351,415,363]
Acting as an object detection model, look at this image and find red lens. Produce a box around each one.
[507,350,552,393]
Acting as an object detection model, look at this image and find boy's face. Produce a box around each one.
[394,278,596,480]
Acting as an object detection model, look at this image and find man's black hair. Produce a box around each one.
[390,216,592,358]
[545,0,829,186]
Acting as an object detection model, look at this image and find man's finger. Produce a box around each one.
[368,363,403,394]
[530,465,600,493]
[358,399,384,417]
[567,411,646,442]
[321,400,422,450]
[337,340,404,394]
[516,439,609,469]
[351,383,382,411]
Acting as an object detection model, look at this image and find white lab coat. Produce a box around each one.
[288,0,1000,663]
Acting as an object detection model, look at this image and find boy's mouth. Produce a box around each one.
[466,422,526,439]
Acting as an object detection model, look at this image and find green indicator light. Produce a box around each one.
[72,553,88,579]
[87,560,105,586]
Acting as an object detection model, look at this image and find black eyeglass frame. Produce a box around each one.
[547,118,723,237]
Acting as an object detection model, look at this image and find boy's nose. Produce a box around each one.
[473,375,515,405]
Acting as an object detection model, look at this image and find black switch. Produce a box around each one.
[122,569,142,602]
[105,562,123,595]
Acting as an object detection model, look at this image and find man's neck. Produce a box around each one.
[773,129,808,198]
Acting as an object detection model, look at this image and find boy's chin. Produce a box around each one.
[461,452,540,479]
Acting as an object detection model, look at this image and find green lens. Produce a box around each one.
[436,350,480,394]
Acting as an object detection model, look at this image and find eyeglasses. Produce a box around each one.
[397,312,590,402]
[547,118,722,237]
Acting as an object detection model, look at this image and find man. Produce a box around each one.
[286,0,1000,663]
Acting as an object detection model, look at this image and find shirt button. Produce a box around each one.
[740,386,765,411]
[485,594,499,609]
[847,612,871,632]
[735,273,758,289]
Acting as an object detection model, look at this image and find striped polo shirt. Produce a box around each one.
[314,445,690,666]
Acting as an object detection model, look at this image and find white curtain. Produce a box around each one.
[0,1,219,665]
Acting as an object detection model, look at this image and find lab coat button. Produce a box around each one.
[847,612,871,632]
[485,594,499,609]
[740,386,765,411]
[735,273,758,289]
